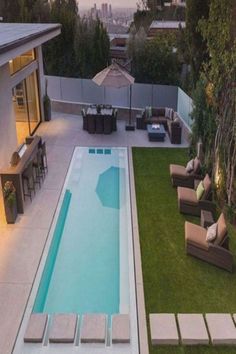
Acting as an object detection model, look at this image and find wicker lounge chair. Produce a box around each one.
[169,157,201,188]
[177,174,214,216]
[185,213,233,272]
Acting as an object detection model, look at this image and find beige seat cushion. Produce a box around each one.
[178,187,198,206]
[170,164,189,178]
[202,174,211,199]
[215,213,227,245]
[185,222,209,250]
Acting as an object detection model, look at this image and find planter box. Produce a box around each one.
[4,200,17,224]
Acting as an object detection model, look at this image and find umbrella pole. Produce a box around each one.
[126,84,135,131]
[129,85,132,125]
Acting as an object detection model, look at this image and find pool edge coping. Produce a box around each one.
[128,147,149,354]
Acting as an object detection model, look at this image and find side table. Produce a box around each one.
[201,210,214,228]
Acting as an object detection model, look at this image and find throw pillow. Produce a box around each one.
[196,181,205,200]
[165,107,172,119]
[206,223,217,242]
[185,159,194,173]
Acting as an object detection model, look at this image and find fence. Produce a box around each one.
[46,75,192,127]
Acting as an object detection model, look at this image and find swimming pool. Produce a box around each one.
[33,147,132,317]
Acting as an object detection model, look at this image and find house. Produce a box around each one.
[0,23,61,168]
[109,33,129,66]
[148,20,185,38]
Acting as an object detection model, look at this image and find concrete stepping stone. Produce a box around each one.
[149,313,179,345]
[24,313,48,343]
[177,314,209,345]
[112,314,130,344]
[49,314,77,343]
[205,314,236,345]
[80,314,106,344]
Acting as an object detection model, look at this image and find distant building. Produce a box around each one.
[109,34,129,66]
[148,20,185,37]
[164,0,186,6]
[172,0,186,6]
[109,4,112,18]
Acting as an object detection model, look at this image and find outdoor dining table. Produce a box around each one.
[86,107,115,134]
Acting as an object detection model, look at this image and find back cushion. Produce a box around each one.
[202,174,211,200]
[156,108,165,116]
[215,213,227,245]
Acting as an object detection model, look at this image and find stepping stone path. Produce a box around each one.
[149,314,179,345]
[24,313,48,343]
[177,314,209,345]
[49,314,77,343]
[112,314,130,344]
[80,314,106,344]
[205,314,236,345]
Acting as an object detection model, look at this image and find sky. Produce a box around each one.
[78,0,137,9]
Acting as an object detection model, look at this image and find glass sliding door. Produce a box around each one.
[12,70,41,145]
[13,80,30,145]
[25,71,40,134]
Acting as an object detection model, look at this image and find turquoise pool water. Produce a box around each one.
[33,147,129,317]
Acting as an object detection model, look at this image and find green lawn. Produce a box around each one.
[132,147,236,354]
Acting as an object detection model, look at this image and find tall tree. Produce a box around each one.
[43,0,78,76]
[185,0,210,89]
[198,0,236,209]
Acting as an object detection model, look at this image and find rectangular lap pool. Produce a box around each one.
[14,147,138,354]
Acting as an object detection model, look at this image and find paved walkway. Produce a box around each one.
[0,112,189,354]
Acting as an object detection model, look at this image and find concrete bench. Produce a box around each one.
[112,314,130,344]
[24,313,48,343]
[49,314,77,343]
[205,314,236,345]
[149,313,179,345]
[177,314,209,345]
[80,314,106,344]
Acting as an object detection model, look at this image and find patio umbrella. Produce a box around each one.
[92,62,135,129]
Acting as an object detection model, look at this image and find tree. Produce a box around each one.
[184,0,210,89]
[130,32,181,85]
[198,0,236,209]
[74,17,110,78]
[43,0,78,76]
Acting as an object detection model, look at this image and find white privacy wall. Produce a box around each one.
[46,76,179,111]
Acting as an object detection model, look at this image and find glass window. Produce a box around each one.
[12,70,41,145]
[9,49,35,75]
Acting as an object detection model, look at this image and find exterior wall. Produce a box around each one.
[0,64,17,168]
[0,44,46,169]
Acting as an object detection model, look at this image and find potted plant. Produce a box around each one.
[3,181,17,224]
[43,78,51,121]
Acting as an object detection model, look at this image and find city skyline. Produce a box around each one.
[78,0,137,9]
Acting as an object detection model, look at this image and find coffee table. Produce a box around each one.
[147,124,166,142]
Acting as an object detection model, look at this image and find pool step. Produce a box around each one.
[24,313,130,346]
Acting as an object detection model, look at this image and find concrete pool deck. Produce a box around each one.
[0,112,189,354]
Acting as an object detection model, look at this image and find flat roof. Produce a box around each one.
[150,21,185,29]
[0,23,61,54]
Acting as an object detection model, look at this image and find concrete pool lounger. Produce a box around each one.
[24,313,130,345]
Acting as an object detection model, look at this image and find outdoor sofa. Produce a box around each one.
[136,106,182,144]
[185,213,233,272]
[169,157,201,188]
[177,174,214,216]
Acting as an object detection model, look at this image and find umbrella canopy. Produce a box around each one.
[92,62,134,88]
